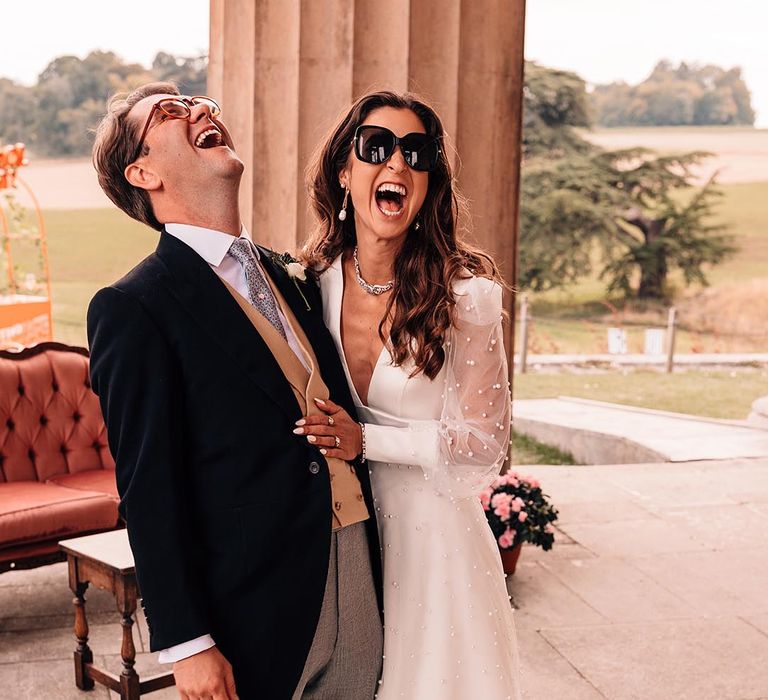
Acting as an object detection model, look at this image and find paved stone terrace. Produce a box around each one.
[509,457,768,700]
[1,457,767,699]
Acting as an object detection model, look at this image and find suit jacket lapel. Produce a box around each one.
[154,232,301,421]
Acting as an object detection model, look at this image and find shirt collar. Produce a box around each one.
[164,223,256,267]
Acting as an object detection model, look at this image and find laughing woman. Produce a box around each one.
[298,91,521,699]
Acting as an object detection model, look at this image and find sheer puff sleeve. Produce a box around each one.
[363,275,511,498]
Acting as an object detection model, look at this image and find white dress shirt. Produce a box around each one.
[158,223,308,664]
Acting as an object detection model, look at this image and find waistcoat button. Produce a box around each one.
[309,461,320,474]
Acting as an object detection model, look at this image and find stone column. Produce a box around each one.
[209,0,527,365]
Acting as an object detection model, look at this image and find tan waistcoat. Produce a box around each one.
[221,276,369,531]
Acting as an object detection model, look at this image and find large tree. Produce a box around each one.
[519,65,736,299]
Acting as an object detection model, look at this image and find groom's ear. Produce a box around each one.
[124,161,162,192]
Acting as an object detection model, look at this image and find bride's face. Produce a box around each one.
[339,106,429,243]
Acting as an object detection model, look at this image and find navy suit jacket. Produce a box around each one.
[87,231,382,699]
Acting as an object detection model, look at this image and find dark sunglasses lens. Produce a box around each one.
[192,96,221,116]
[356,128,395,165]
[401,134,439,172]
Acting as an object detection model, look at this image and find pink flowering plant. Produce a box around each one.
[480,471,559,551]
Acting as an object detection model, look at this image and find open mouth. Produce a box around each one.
[375,182,407,218]
[194,127,225,149]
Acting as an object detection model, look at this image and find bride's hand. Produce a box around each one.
[293,397,363,461]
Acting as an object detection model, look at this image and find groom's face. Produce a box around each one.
[124,93,244,198]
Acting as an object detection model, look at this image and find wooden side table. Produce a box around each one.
[59,530,175,699]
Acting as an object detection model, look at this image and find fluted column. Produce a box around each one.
[209,0,526,366]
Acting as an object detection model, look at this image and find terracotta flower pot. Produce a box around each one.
[499,542,523,575]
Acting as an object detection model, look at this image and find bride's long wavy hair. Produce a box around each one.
[302,91,503,379]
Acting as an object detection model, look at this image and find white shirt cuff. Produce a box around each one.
[158,634,216,664]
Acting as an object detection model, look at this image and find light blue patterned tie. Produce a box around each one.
[227,238,287,339]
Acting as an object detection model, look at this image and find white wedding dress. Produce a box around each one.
[320,256,521,700]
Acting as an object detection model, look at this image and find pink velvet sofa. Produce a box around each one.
[0,343,120,573]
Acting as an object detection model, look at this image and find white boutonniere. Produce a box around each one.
[286,261,307,282]
[270,251,312,310]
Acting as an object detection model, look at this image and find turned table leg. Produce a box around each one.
[117,582,140,700]
[70,576,95,690]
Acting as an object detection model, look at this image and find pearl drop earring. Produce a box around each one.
[338,186,350,221]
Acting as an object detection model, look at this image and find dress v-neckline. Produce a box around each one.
[334,256,388,409]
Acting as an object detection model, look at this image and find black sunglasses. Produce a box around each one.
[352,125,441,172]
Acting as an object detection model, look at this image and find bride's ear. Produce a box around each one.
[124,161,162,192]
[338,168,348,190]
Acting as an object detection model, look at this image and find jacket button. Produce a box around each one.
[309,461,320,474]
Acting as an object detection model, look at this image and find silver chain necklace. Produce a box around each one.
[353,246,394,295]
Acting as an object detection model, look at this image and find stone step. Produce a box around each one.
[513,396,768,464]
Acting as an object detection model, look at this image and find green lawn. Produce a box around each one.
[511,431,577,466]
[43,208,154,345]
[706,181,768,285]
[513,368,768,420]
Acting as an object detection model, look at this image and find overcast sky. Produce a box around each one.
[1,0,765,126]
[526,0,767,127]
[0,1,210,84]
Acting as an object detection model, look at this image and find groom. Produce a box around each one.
[87,83,383,699]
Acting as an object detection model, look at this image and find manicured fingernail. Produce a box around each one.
[307,435,317,443]
[293,428,305,434]
[314,398,326,405]
[319,448,327,455]
[295,419,306,426]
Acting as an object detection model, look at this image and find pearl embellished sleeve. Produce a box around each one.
[364,276,511,498]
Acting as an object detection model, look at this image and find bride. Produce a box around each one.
[297,91,521,699]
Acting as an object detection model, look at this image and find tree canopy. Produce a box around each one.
[0,51,207,157]
[591,60,755,127]
[522,62,592,160]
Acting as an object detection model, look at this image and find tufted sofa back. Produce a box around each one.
[0,343,114,483]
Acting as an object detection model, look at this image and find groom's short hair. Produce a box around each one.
[92,82,180,231]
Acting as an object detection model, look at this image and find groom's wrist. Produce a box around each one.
[158,634,216,664]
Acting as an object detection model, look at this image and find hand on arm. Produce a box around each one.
[294,397,363,461]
